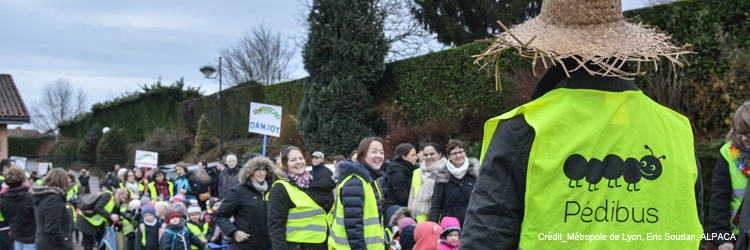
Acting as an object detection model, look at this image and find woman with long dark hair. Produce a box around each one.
[385,143,418,208]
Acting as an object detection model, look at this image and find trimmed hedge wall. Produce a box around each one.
[58,79,202,142]
[8,136,54,156]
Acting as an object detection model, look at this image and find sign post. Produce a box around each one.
[134,150,159,194]
[248,102,283,156]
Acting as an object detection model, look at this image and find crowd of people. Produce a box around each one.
[0,136,478,250]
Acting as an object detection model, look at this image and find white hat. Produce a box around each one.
[312,151,324,158]
[187,204,201,215]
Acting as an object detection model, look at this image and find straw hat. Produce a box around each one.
[474,0,692,83]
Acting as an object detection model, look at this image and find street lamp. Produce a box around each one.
[200,57,223,160]
[54,128,59,143]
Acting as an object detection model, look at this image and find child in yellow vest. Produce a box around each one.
[185,205,208,250]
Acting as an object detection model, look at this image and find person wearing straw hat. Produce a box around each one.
[461,0,703,249]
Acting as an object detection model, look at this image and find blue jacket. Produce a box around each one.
[337,160,384,250]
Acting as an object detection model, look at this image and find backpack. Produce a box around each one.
[78,192,101,217]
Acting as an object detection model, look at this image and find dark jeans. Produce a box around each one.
[0,229,11,250]
[82,229,104,250]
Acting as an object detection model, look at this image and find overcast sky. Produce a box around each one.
[1,0,648,130]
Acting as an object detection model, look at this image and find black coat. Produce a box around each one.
[458,72,705,250]
[79,176,91,194]
[32,186,73,250]
[385,159,417,208]
[0,186,35,243]
[310,163,333,182]
[135,219,162,250]
[76,192,114,236]
[218,167,241,199]
[207,167,221,197]
[337,160,384,250]
[268,169,336,250]
[215,157,274,250]
[428,159,479,226]
[709,155,734,246]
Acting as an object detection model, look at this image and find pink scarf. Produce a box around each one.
[285,170,311,188]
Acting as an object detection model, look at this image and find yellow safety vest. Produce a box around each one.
[328,174,384,250]
[148,181,174,199]
[269,180,328,243]
[410,169,426,223]
[119,182,144,196]
[186,221,209,249]
[720,142,746,235]
[66,204,77,224]
[119,204,134,235]
[481,88,702,249]
[80,190,115,227]
[67,184,79,201]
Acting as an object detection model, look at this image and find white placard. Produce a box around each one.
[9,156,27,170]
[248,102,283,137]
[134,150,159,168]
[37,162,52,176]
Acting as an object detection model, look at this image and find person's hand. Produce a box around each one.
[180,189,188,194]
[110,214,119,222]
[234,230,249,242]
[719,242,735,250]
[202,239,208,243]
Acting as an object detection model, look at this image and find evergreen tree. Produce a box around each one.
[97,125,128,172]
[411,0,542,46]
[193,114,215,156]
[76,123,102,164]
[298,0,389,155]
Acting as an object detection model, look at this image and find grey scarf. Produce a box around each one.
[252,179,268,195]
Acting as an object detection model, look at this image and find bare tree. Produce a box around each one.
[219,23,296,86]
[294,0,446,62]
[30,79,88,132]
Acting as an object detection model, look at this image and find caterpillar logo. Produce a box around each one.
[252,106,281,120]
[563,145,665,192]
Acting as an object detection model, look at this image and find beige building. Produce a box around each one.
[0,74,30,159]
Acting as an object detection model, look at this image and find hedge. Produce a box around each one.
[7,136,54,156]
[58,79,201,142]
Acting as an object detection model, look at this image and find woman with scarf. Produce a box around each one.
[268,146,335,250]
[148,170,174,201]
[409,142,447,223]
[215,156,275,250]
[712,101,750,249]
[428,140,479,226]
[174,162,200,201]
[329,137,387,250]
[120,170,143,196]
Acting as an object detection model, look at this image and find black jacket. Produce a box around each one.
[337,160,384,250]
[428,159,479,226]
[709,155,734,246]
[218,166,241,199]
[207,167,221,198]
[160,221,206,250]
[268,169,336,250]
[385,159,417,208]
[311,163,333,182]
[458,72,704,250]
[0,186,35,243]
[32,186,74,250]
[79,176,91,194]
[76,192,114,236]
[135,219,162,250]
[215,157,274,250]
